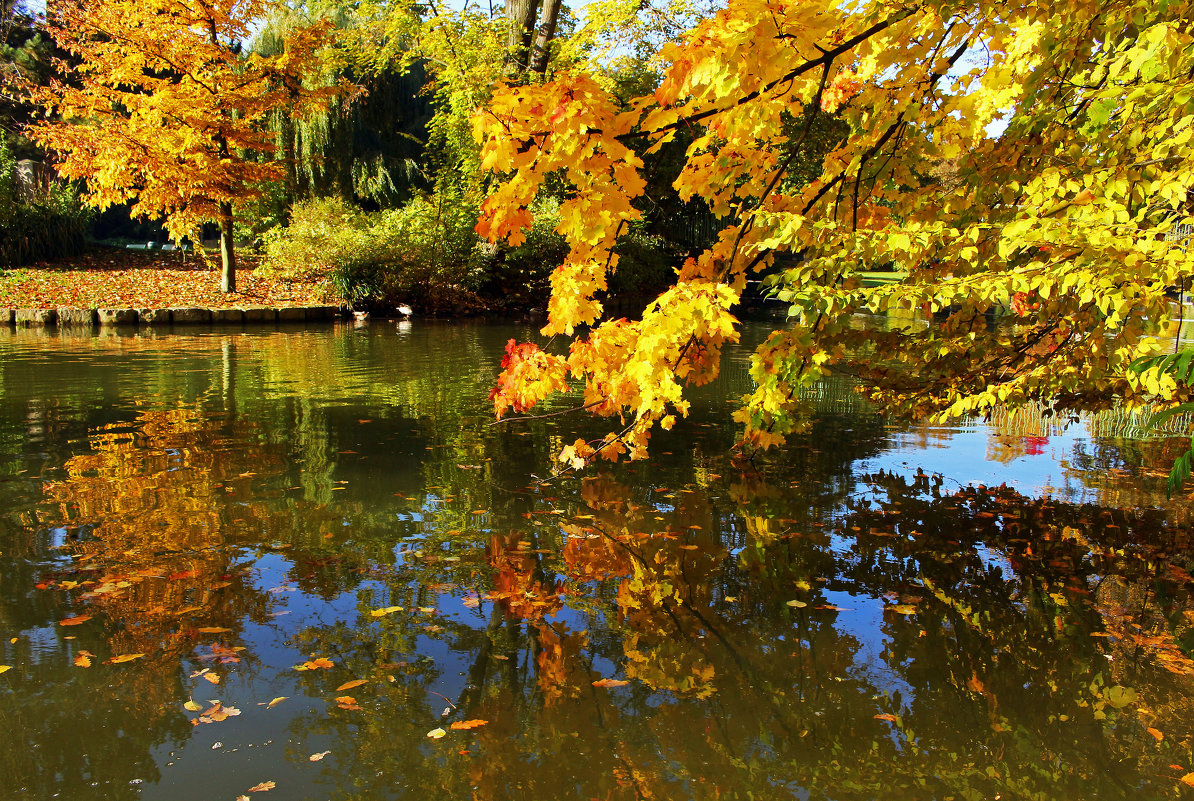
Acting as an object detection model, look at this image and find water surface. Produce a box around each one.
[1,320,1194,800]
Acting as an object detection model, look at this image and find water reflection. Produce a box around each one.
[0,322,1192,800]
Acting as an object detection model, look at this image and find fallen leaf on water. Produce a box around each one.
[196,627,232,634]
[203,672,221,684]
[471,510,488,515]
[369,606,402,617]
[183,698,202,712]
[0,665,10,674]
[889,604,917,615]
[247,781,276,792]
[295,657,334,671]
[592,678,630,688]
[1148,727,1164,742]
[450,720,487,730]
[1181,773,1194,788]
[309,751,330,762]
[334,696,362,710]
[59,615,92,626]
[335,679,368,692]
[266,696,287,708]
[874,713,899,722]
[786,600,807,608]
[74,653,92,668]
[427,728,447,739]
[106,653,145,664]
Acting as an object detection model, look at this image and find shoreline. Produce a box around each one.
[2,305,346,328]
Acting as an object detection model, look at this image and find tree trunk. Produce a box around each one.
[504,0,540,77]
[219,201,236,293]
[529,0,561,75]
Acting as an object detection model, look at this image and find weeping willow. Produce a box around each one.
[253,8,434,212]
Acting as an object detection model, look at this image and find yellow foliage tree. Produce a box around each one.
[477,0,1194,467]
[30,0,342,292]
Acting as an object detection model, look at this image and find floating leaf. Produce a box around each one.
[196,626,232,634]
[1181,773,1194,788]
[183,698,202,711]
[247,781,276,792]
[106,653,145,664]
[426,728,447,739]
[0,665,10,674]
[1148,727,1164,742]
[592,678,629,688]
[309,751,330,762]
[295,657,334,671]
[874,713,899,722]
[59,615,92,626]
[369,606,403,617]
[335,679,368,692]
[786,600,807,608]
[266,696,287,708]
[450,719,488,730]
[74,654,92,668]
[334,695,362,710]
[889,604,917,615]
[203,672,221,684]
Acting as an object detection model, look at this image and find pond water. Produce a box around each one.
[2,319,1194,801]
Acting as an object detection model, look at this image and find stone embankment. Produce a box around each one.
[3,306,345,327]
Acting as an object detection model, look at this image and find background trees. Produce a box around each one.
[29,0,341,291]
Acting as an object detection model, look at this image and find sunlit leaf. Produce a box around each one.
[334,695,362,710]
[1147,727,1164,742]
[59,615,92,626]
[592,678,630,688]
[786,600,807,608]
[1181,773,1194,788]
[874,713,899,722]
[203,672,221,684]
[105,653,145,664]
[183,698,202,711]
[449,719,488,730]
[295,657,334,671]
[196,626,232,634]
[335,679,368,692]
[426,728,447,739]
[0,665,11,674]
[247,781,276,792]
[266,696,287,708]
[309,751,330,762]
[369,606,403,617]
[73,654,92,668]
[889,604,917,615]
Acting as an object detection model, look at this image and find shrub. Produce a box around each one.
[0,135,93,267]
[263,191,487,309]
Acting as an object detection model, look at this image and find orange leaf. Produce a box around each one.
[59,615,92,626]
[203,672,221,684]
[592,678,629,688]
[1148,727,1164,742]
[335,679,368,692]
[74,654,92,668]
[196,627,232,634]
[106,653,145,664]
[873,713,899,722]
[294,657,334,671]
[449,719,488,730]
[247,781,276,792]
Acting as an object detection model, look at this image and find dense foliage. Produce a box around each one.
[477,0,1194,467]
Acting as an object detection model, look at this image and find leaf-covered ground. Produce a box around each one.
[0,248,330,309]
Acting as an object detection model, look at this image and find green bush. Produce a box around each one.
[0,135,93,267]
[263,191,488,309]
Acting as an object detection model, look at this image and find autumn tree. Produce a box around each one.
[29,0,342,292]
[477,0,1194,467]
